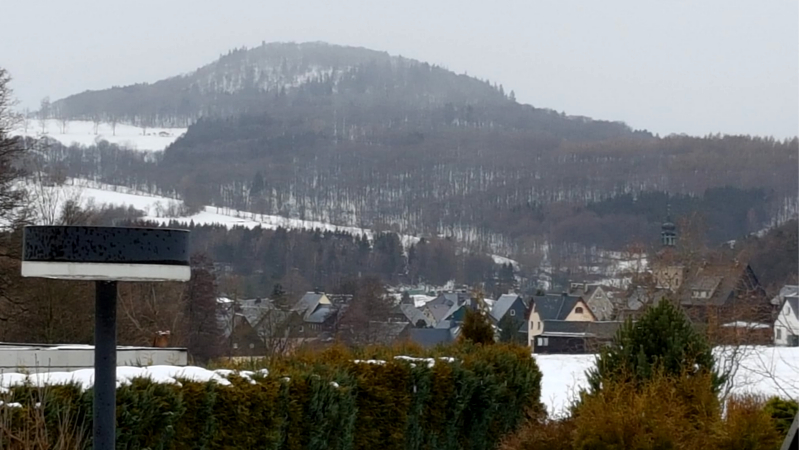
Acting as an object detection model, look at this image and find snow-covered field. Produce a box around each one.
[536,346,799,417]
[0,347,794,417]
[12,119,186,151]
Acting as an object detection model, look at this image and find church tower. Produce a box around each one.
[661,202,677,247]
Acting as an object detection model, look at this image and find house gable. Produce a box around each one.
[564,300,597,321]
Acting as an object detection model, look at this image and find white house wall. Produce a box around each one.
[774,301,799,346]
[0,347,188,373]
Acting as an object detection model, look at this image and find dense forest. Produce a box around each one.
[124,220,516,299]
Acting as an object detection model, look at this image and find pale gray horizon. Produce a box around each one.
[1,0,797,138]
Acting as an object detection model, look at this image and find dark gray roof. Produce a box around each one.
[426,304,453,322]
[533,294,584,321]
[585,321,624,339]
[627,287,671,311]
[398,304,433,327]
[292,292,324,317]
[435,319,456,330]
[689,275,724,292]
[305,304,335,323]
[429,292,469,307]
[491,294,521,322]
[409,328,454,348]
[368,321,410,343]
[541,320,589,335]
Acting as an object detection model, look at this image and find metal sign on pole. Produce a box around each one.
[21,226,190,450]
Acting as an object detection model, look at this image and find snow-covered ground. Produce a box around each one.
[42,178,519,266]
[536,346,799,417]
[12,119,186,152]
[22,178,182,222]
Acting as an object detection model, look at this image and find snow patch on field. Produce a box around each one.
[12,119,186,152]
[0,365,237,391]
[535,346,799,417]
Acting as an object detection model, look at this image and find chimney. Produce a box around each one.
[152,330,170,348]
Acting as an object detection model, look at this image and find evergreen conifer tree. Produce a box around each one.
[460,307,495,345]
[586,299,724,394]
[498,314,525,344]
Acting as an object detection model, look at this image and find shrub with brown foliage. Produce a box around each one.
[499,374,787,450]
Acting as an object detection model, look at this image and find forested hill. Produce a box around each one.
[50,41,640,141]
[39,42,798,255]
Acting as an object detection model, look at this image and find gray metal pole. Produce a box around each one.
[94,280,117,450]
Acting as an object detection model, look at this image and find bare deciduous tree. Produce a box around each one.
[92,114,102,135]
[37,97,50,134]
[109,115,118,136]
[0,69,30,230]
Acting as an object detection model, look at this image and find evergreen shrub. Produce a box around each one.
[0,343,542,450]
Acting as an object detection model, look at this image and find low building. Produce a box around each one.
[528,293,596,350]
[532,321,623,354]
[0,343,187,373]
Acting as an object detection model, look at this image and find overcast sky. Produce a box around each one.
[1,0,797,138]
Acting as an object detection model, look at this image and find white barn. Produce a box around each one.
[774,295,799,346]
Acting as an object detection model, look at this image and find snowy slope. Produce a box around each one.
[35,179,519,265]
[24,178,182,222]
[12,119,186,151]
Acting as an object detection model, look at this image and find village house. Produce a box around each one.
[774,294,799,346]
[623,211,772,344]
[490,293,531,342]
[527,293,595,351]
[217,298,269,359]
[567,282,615,321]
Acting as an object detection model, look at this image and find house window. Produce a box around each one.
[537,337,549,346]
[299,326,304,333]
[776,328,782,340]
[538,321,542,330]
[509,309,516,317]
[232,343,238,349]
[575,307,584,314]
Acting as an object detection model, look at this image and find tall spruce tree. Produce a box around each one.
[586,299,724,394]
[460,307,495,345]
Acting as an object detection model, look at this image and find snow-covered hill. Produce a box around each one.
[12,119,186,151]
[34,179,519,266]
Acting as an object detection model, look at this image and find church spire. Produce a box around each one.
[661,199,676,247]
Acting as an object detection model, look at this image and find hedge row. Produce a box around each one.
[0,343,542,450]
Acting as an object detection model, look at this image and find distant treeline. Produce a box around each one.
[128,220,516,298]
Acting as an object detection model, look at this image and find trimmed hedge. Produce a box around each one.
[0,343,542,450]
